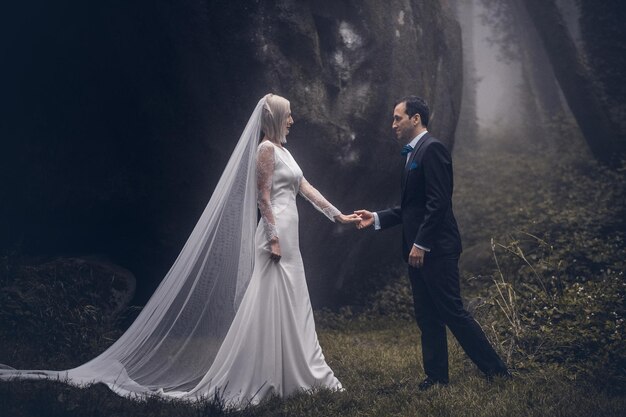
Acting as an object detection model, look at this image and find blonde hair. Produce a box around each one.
[261,93,290,144]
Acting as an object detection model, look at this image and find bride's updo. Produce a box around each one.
[261,93,290,144]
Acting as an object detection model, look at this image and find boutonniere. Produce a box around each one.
[409,161,419,171]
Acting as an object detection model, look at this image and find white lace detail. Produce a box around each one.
[257,141,278,241]
[299,177,341,222]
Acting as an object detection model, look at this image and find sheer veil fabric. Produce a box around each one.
[1,97,270,397]
[1,94,344,407]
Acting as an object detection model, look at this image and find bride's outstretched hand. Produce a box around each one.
[334,213,362,224]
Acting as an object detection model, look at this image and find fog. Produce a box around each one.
[461,0,589,139]
[472,1,522,128]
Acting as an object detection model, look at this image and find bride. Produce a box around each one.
[0,93,360,407]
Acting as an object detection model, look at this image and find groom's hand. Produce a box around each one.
[408,246,425,268]
[354,210,374,229]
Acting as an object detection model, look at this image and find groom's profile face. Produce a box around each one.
[392,102,418,144]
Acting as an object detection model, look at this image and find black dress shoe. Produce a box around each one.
[485,370,512,382]
[418,377,448,391]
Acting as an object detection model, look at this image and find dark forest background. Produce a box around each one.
[0,1,625,416]
[1,0,464,306]
[1,0,624,306]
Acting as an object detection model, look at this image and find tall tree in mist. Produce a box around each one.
[577,0,626,153]
[451,0,479,143]
[522,0,624,165]
[480,0,564,131]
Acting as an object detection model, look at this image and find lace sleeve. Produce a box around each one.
[298,177,341,222]
[257,142,278,241]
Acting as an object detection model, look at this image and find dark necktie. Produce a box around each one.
[401,144,413,156]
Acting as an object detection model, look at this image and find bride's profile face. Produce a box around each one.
[284,110,294,136]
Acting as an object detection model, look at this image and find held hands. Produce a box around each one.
[334,213,362,224]
[354,210,374,229]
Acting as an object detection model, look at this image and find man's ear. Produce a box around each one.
[412,114,421,126]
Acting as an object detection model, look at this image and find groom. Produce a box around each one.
[356,96,509,390]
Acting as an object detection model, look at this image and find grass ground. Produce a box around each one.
[2,319,624,416]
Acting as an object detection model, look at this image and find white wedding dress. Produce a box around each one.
[165,140,343,405]
[0,97,342,408]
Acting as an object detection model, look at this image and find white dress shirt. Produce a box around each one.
[373,130,430,252]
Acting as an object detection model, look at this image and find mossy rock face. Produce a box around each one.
[0,256,135,369]
[1,0,462,308]
[238,0,463,307]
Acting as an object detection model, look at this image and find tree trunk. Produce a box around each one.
[523,0,622,165]
[512,0,564,120]
[578,1,626,153]
[508,0,565,144]
[451,0,479,143]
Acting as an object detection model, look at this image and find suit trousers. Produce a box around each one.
[408,254,507,382]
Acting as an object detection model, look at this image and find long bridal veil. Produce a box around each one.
[0,96,268,397]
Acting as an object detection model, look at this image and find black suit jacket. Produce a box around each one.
[378,133,462,261]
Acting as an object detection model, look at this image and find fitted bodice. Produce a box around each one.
[256,140,340,243]
[268,143,303,212]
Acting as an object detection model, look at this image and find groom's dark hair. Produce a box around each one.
[396,95,429,127]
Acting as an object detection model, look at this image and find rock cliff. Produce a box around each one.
[1,0,462,306]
